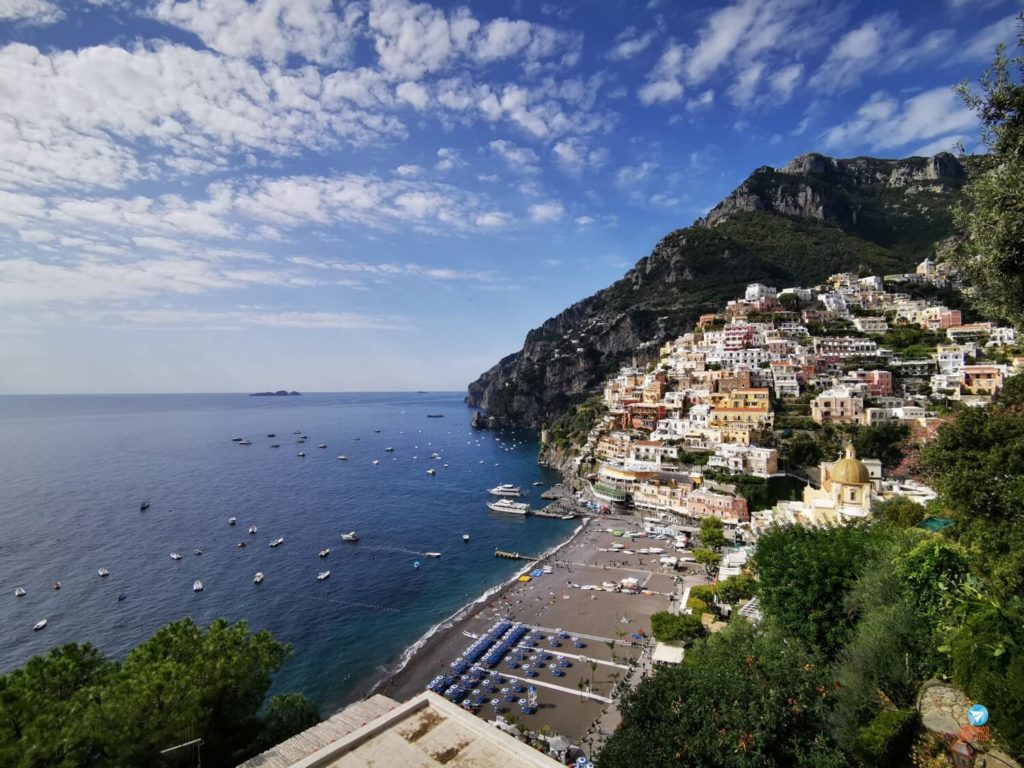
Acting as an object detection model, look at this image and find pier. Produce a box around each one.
[494,549,540,561]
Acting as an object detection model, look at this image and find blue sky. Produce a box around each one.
[0,0,1017,394]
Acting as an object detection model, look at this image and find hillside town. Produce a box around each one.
[568,258,1021,541]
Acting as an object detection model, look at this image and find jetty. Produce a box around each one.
[494,549,540,561]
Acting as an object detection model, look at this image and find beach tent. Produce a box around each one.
[530,568,544,577]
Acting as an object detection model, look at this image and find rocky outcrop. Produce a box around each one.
[468,152,972,427]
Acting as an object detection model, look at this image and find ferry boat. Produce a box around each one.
[317,571,330,581]
[253,572,264,584]
[192,580,203,592]
[269,537,284,547]
[488,484,523,497]
[341,531,359,542]
[487,499,531,515]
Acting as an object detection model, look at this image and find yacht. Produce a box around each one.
[171,552,182,560]
[248,526,258,534]
[228,516,237,526]
[238,439,252,445]
[192,580,203,592]
[319,548,330,558]
[488,484,524,497]
[269,538,284,548]
[532,481,544,487]
[426,469,436,475]
[15,587,26,597]
[33,619,47,631]
[318,444,327,449]
[253,572,264,584]
[98,568,110,577]
[424,552,441,558]
[462,534,470,542]
[487,498,531,515]
[341,531,359,542]
[317,570,330,581]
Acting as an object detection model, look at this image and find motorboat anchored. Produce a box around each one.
[228,517,237,526]
[53,581,61,590]
[253,572,264,584]
[462,534,470,542]
[426,469,436,475]
[372,459,380,465]
[98,568,110,577]
[248,526,258,534]
[318,443,327,449]
[171,552,182,560]
[317,570,330,581]
[424,552,441,558]
[269,538,284,548]
[384,447,394,452]
[15,587,26,597]
[192,580,203,592]
[140,500,150,511]
[298,452,306,458]
[488,484,523,497]
[33,619,47,631]
[193,549,202,556]
[487,499,531,515]
[319,548,330,558]
[337,455,348,460]
[341,531,359,542]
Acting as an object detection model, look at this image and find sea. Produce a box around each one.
[0,392,575,713]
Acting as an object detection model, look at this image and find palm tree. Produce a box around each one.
[576,678,585,701]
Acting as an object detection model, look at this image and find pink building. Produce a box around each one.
[844,369,893,397]
[683,489,749,523]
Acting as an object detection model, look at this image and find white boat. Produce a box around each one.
[53,581,61,590]
[98,568,110,577]
[298,452,306,457]
[228,517,237,526]
[337,455,348,460]
[462,534,470,542]
[14,587,26,597]
[33,619,47,631]
[193,549,202,556]
[424,552,441,558]
[319,548,330,558]
[487,499,531,515]
[317,570,330,581]
[170,552,182,560]
[341,531,359,542]
[318,443,327,449]
[193,580,203,592]
[269,537,284,547]
[532,481,544,486]
[253,572,264,584]
[248,526,258,534]
[488,484,523,497]
[384,447,394,452]
[426,469,436,475]
[238,439,252,445]
[372,459,380,465]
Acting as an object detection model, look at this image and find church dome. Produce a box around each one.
[831,445,870,485]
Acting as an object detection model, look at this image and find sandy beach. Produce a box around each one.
[370,502,697,748]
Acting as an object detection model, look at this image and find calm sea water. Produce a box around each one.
[0,392,573,713]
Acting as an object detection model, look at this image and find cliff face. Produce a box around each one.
[468,152,969,427]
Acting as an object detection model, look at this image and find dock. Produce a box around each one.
[494,549,540,561]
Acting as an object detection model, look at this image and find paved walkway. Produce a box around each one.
[501,673,613,704]
[512,644,629,670]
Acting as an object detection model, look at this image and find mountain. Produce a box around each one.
[467,152,972,427]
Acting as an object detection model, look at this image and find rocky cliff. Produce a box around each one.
[468,152,970,427]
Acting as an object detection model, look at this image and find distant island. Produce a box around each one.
[249,390,301,397]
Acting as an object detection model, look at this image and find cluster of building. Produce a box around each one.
[573,260,1021,533]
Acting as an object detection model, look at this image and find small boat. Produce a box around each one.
[372,459,379,465]
[427,469,436,475]
[248,526,258,534]
[118,593,127,602]
[413,561,421,568]
[171,552,182,560]
[232,437,244,442]
[267,433,276,437]
[463,534,470,542]
[317,570,330,581]
[341,531,359,542]
[254,572,264,584]
[269,538,284,548]
[140,500,150,511]
[236,542,246,549]
[228,517,237,526]
[238,439,252,445]
[33,619,47,631]
[532,481,544,486]
[15,587,26,597]
[293,430,302,434]
[487,499,531,515]
[298,452,306,458]
[98,568,110,577]
[352,436,360,441]
[337,455,348,460]
[193,549,202,556]
[384,447,395,452]
[488,484,524,497]
[271,443,280,448]
[426,414,444,418]
[319,548,330,558]
[318,443,327,449]
[424,552,441,558]
[193,580,203,592]
[53,580,62,590]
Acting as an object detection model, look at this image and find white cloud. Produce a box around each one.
[488,139,540,172]
[528,202,564,222]
[727,62,765,106]
[607,27,656,61]
[394,164,424,178]
[638,43,685,104]
[769,63,803,102]
[552,138,608,173]
[911,134,972,157]
[821,87,977,152]
[0,0,63,24]
[114,309,400,330]
[152,0,362,65]
[955,14,1019,62]
[434,147,463,172]
[474,211,511,228]
[396,80,431,109]
[685,89,715,112]
[616,162,657,187]
[574,215,595,226]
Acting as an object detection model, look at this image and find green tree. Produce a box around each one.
[694,547,721,580]
[753,524,878,658]
[599,620,847,768]
[853,422,910,468]
[252,694,321,755]
[649,612,706,645]
[953,17,1024,328]
[716,573,759,604]
[783,432,823,468]
[872,496,927,528]
[699,516,726,551]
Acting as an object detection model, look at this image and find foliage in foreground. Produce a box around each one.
[0,618,319,768]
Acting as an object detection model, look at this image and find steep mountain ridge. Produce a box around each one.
[467,153,971,427]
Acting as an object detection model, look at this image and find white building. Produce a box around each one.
[745,283,778,302]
